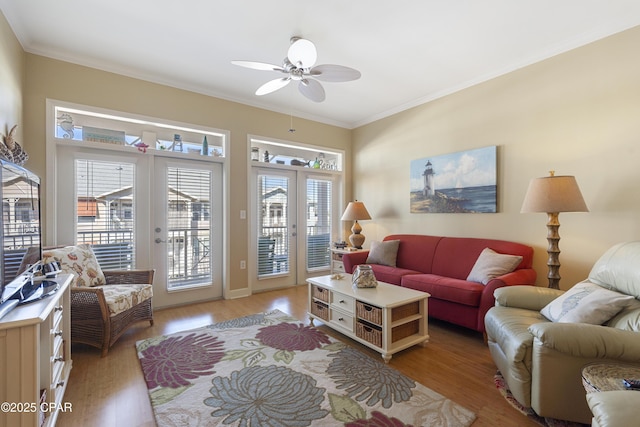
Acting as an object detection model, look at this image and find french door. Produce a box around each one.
[251,167,337,292]
[54,147,223,308]
[152,157,223,307]
[251,168,298,291]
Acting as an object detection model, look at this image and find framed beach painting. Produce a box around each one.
[410,146,497,213]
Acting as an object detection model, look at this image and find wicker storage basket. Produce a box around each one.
[313,285,329,302]
[356,301,382,325]
[311,301,329,321]
[391,319,420,342]
[356,321,382,347]
[391,301,420,322]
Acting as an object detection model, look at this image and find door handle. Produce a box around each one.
[155,238,166,244]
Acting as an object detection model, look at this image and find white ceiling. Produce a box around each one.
[2,1,640,129]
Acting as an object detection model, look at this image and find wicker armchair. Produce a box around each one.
[31,245,155,357]
[71,269,154,357]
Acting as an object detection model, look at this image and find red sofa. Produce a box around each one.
[342,234,536,333]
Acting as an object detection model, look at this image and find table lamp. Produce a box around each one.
[521,171,588,289]
[341,201,371,249]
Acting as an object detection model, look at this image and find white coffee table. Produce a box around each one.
[307,274,430,363]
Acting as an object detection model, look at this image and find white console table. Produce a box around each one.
[0,274,73,427]
[307,274,429,362]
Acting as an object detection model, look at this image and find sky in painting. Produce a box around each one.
[409,146,496,192]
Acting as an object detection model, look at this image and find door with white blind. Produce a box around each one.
[251,168,336,291]
[152,157,223,307]
[303,175,333,274]
[252,168,298,291]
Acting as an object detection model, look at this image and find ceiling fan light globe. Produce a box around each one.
[288,38,317,68]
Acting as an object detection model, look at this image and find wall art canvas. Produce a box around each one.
[410,146,497,213]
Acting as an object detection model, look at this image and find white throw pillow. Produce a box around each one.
[365,240,400,267]
[540,280,635,324]
[466,247,522,285]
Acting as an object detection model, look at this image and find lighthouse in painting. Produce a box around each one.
[422,160,435,198]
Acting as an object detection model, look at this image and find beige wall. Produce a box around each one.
[4,10,640,292]
[21,55,351,293]
[0,11,23,147]
[352,26,640,289]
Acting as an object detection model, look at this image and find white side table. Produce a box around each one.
[330,247,367,273]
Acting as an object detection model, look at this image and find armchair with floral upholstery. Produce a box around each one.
[41,244,154,357]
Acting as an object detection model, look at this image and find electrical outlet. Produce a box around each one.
[240,210,246,219]
[240,260,246,269]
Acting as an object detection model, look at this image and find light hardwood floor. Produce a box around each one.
[57,285,539,426]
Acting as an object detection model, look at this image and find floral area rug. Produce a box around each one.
[494,372,588,427]
[136,309,476,426]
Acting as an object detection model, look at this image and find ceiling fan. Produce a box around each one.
[232,37,361,103]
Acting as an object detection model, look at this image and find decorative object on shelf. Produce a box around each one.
[521,171,588,289]
[251,147,260,161]
[410,146,497,213]
[134,141,149,153]
[352,264,378,288]
[263,150,276,162]
[291,159,310,167]
[83,126,126,145]
[0,125,28,165]
[202,135,209,155]
[312,157,324,169]
[333,241,348,249]
[341,200,372,249]
[172,134,183,152]
[57,113,75,138]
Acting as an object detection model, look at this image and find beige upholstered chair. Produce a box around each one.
[587,390,640,427]
[41,245,154,357]
[485,242,640,424]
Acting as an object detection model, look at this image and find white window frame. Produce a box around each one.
[45,99,230,296]
[247,134,345,288]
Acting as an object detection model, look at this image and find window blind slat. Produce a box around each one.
[306,178,332,270]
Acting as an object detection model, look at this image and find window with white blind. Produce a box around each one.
[165,166,212,290]
[75,159,135,269]
[306,177,332,271]
[257,173,290,277]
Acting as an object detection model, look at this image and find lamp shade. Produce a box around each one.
[521,173,588,213]
[341,201,372,221]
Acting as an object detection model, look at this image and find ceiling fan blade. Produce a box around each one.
[298,78,325,102]
[287,38,317,68]
[232,60,284,72]
[255,77,291,96]
[310,64,361,82]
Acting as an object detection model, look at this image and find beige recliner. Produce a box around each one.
[587,390,640,427]
[485,241,640,424]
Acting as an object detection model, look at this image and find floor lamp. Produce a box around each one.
[341,201,371,249]
[521,171,588,289]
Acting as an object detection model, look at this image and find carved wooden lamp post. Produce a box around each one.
[521,171,588,289]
